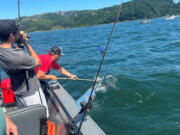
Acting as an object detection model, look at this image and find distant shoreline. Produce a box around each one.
[29,16,171,34]
[25,0,180,32]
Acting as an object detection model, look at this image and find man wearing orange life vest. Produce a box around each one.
[35,46,78,81]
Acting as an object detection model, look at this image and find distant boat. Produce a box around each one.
[141,19,152,24]
[164,15,177,20]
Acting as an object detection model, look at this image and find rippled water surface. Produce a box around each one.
[1,17,180,135]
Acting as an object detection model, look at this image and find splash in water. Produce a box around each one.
[104,73,119,90]
[94,76,107,92]
[94,74,119,92]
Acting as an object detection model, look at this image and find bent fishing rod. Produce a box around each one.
[77,0,124,134]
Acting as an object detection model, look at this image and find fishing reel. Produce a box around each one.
[67,101,93,135]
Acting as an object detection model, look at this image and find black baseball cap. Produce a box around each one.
[0,20,19,35]
[49,46,64,56]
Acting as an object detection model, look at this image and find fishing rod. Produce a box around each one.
[77,0,124,134]
[17,0,30,48]
[17,0,24,48]
[18,0,21,26]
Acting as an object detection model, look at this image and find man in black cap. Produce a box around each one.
[35,46,78,81]
[0,20,49,117]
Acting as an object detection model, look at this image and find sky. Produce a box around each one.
[0,0,131,19]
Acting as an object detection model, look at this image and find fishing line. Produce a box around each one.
[77,0,124,134]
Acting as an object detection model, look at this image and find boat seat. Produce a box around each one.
[7,105,46,135]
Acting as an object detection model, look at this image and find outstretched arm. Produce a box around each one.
[57,67,78,80]
[36,70,58,81]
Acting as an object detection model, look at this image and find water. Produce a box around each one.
[1,17,180,134]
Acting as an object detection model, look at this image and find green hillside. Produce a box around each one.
[20,0,180,32]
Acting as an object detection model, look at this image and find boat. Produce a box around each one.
[164,15,177,20]
[0,81,106,135]
[141,19,152,24]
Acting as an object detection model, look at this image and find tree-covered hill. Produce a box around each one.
[21,0,180,32]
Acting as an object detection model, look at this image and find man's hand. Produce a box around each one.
[5,114,18,135]
[70,74,78,80]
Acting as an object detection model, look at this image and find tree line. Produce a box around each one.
[20,0,180,32]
